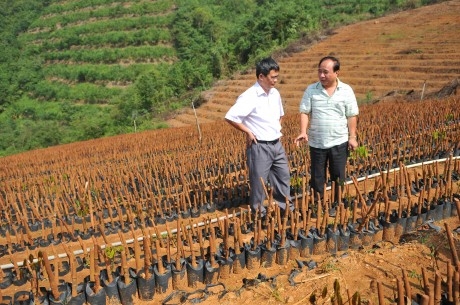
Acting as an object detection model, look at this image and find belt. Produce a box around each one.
[257,139,279,145]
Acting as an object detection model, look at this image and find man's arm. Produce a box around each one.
[225,118,256,147]
[347,116,358,150]
[294,112,309,146]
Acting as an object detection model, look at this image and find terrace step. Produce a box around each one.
[168,1,460,127]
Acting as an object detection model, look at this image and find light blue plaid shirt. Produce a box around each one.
[299,79,359,149]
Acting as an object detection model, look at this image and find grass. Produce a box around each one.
[365,90,374,103]
[407,270,420,279]
[321,258,340,273]
[380,31,406,41]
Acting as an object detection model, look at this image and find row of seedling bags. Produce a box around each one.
[0,189,459,305]
[0,185,249,258]
[0,156,456,259]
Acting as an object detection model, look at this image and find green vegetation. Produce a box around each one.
[349,145,369,163]
[104,245,124,260]
[432,130,446,141]
[0,0,444,156]
[364,91,374,103]
[104,245,125,271]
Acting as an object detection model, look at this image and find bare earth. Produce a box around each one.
[1,1,460,305]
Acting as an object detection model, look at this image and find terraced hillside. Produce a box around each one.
[20,0,176,103]
[167,0,460,127]
[3,0,457,156]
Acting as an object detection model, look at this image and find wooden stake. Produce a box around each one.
[155,238,165,274]
[143,234,152,278]
[453,270,459,305]
[42,251,60,300]
[447,261,453,303]
[421,267,430,294]
[377,281,385,305]
[434,272,441,305]
[402,269,412,301]
[444,222,459,268]
[188,229,197,268]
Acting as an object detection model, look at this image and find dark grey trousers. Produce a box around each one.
[309,141,348,201]
[246,140,291,215]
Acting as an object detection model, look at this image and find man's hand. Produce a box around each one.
[294,133,308,147]
[246,132,256,148]
[348,138,358,151]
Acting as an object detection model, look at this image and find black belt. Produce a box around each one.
[257,139,279,145]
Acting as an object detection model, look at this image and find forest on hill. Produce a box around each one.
[0,0,443,157]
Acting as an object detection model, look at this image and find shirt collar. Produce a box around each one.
[315,78,343,90]
[255,81,272,96]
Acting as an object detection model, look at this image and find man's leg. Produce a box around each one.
[269,141,292,211]
[247,143,273,215]
[309,146,328,200]
[328,142,349,202]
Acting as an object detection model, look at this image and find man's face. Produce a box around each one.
[318,59,338,88]
[258,69,279,92]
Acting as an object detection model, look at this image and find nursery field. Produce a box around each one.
[0,96,459,305]
[0,1,460,305]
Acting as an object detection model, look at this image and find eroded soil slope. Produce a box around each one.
[168,1,460,127]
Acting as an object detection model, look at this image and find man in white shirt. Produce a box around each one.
[225,57,291,217]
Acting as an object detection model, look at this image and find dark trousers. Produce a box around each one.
[310,141,348,202]
[247,140,291,215]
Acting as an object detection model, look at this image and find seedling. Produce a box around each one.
[332,279,344,305]
[105,245,124,259]
[290,176,302,188]
[321,259,340,273]
[75,198,90,230]
[75,199,89,217]
[428,245,437,260]
[290,176,302,194]
[351,291,361,305]
[269,286,283,302]
[445,113,454,123]
[350,145,369,162]
[104,245,124,271]
[432,130,446,140]
[22,253,43,296]
[407,269,422,287]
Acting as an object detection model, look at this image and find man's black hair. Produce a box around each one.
[256,57,280,77]
[319,56,340,72]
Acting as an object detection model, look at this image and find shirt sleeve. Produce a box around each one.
[299,86,312,114]
[277,90,285,117]
[225,93,254,123]
[344,85,359,117]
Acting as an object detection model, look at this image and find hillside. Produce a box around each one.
[167,0,460,127]
[0,0,451,156]
[20,0,176,102]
